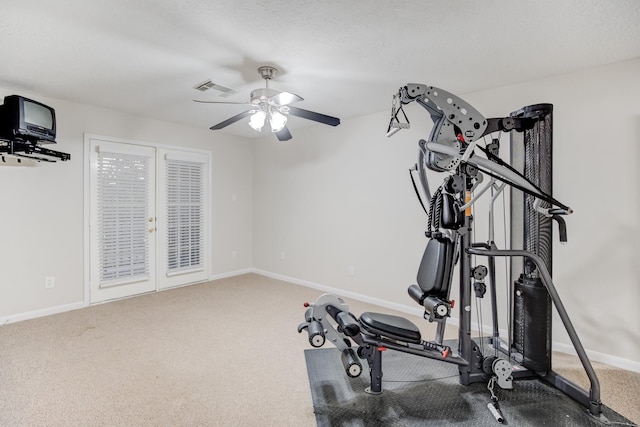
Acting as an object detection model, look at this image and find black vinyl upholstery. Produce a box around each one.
[416,237,454,297]
[359,312,422,343]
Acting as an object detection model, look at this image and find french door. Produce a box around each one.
[156,149,209,290]
[88,137,209,304]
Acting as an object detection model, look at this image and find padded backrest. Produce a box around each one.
[417,237,454,296]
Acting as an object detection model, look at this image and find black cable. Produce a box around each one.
[433,191,443,230]
[427,187,441,233]
[472,162,570,211]
[409,167,429,216]
[476,145,570,211]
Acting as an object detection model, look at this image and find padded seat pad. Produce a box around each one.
[417,238,453,295]
[359,312,421,343]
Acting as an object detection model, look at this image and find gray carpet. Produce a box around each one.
[305,347,635,426]
[0,274,637,426]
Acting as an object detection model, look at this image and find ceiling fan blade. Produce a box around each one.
[269,91,303,106]
[210,110,253,130]
[194,99,251,105]
[275,126,292,141]
[287,106,340,126]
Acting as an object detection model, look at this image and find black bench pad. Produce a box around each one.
[359,312,422,343]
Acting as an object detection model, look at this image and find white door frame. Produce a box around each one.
[83,134,212,305]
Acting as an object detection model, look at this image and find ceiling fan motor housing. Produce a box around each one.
[250,88,279,104]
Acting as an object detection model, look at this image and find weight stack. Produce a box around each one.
[510,104,553,372]
[513,274,552,371]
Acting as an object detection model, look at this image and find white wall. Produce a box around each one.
[253,59,640,367]
[253,113,432,302]
[0,89,254,322]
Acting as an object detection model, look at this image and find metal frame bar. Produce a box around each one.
[466,246,602,416]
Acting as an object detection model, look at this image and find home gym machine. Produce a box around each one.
[298,84,605,422]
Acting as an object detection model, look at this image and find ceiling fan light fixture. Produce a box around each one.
[248,110,266,131]
[269,110,287,132]
[198,65,340,140]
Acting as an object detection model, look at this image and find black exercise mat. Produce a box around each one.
[305,347,634,426]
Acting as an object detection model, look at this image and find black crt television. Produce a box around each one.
[0,95,56,144]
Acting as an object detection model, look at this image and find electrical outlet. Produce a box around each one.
[232,250,238,258]
[280,251,286,260]
[348,265,355,276]
[44,276,55,289]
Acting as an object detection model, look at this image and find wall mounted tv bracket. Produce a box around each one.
[0,138,70,162]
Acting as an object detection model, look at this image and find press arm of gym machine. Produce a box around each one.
[388,83,573,233]
[389,84,488,143]
[389,84,541,144]
[389,83,489,210]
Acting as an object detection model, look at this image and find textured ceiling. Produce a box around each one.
[1,0,639,139]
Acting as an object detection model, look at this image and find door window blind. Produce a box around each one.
[97,151,150,286]
[166,159,204,273]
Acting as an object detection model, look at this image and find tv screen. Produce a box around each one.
[24,100,54,130]
[0,95,56,144]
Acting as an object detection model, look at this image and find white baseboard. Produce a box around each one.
[208,268,256,281]
[253,269,425,318]
[0,301,87,326]
[553,342,640,373]
[253,269,640,373]
[1,269,256,326]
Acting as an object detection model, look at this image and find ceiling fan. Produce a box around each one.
[194,66,340,141]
